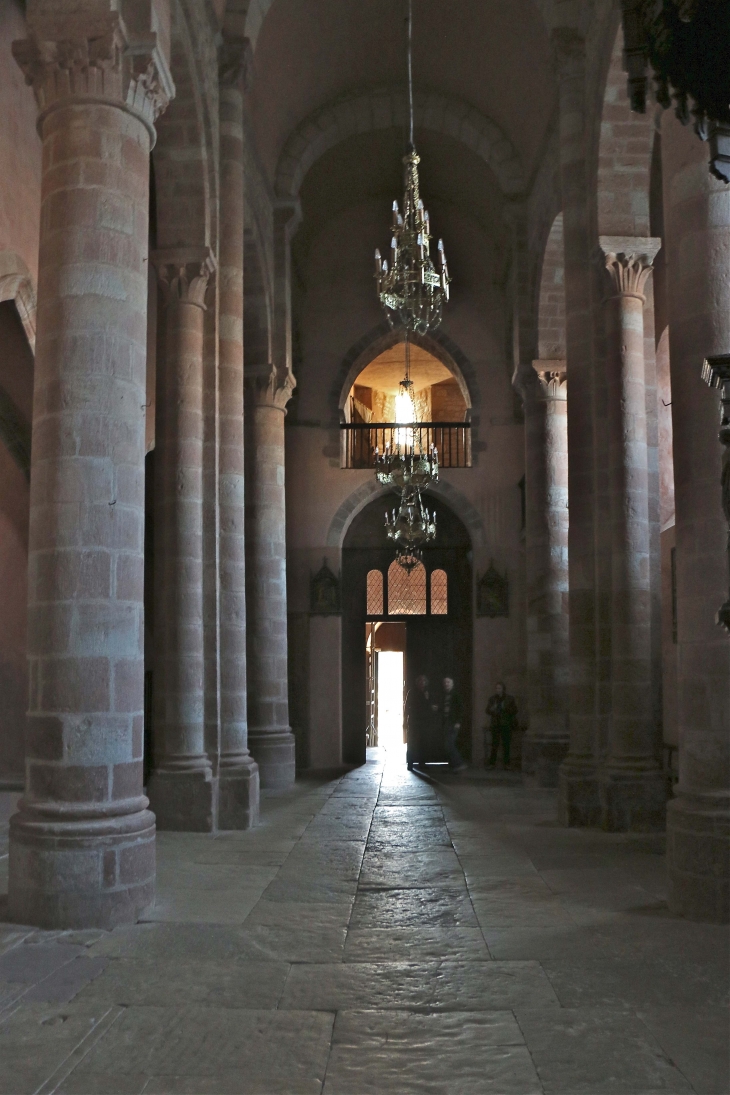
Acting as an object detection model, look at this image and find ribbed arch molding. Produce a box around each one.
[275,85,525,199]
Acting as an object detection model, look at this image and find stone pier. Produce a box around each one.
[662,113,730,922]
[8,3,173,927]
[553,29,600,825]
[217,37,259,828]
[599,238,667,830]
[148,251,217,831]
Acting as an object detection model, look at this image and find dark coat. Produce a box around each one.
[405,686,435,759]
[438,689,463,728]
[486,693,518,731]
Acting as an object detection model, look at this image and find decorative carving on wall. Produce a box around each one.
[310,559,341,615]
[476,562,509,618]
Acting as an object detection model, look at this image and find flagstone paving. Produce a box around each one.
[0,751,727,1094]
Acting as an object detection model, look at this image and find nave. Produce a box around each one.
[0,753,727,1094]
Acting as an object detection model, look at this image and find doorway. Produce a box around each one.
[366,621,407,754]
[342,494,472,767]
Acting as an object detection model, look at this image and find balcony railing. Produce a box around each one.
[341,422,472,469]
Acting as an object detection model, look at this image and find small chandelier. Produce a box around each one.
[385,488,437,573]
[374,0,450,334]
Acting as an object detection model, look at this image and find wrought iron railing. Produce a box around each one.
[341,422,471,469]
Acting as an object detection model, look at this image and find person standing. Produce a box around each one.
[486,682,518,769]
[440,677,467,771]
[405,674,436,770]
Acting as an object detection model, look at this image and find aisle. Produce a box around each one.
[0,752,727,1093]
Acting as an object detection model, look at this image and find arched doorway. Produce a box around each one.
[342,493,472,767]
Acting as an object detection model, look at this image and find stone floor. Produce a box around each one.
[0,749,728,1094]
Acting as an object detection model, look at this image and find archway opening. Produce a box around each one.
[342,340,471,470]
[342,494,472,769]
[347,343,467,424]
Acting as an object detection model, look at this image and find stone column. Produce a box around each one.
[244,201,298,790]
[598,240,666,829]
[148,251,217,831]
[662,113,730,922]
[517,362,570,786]
[245,367,296,789]
[217,37,259,828]
[553,29,600,825]
[8,3,173,928]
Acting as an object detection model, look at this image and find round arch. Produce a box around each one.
[333,321,480,424]
[327,476,485,550]
[275,85,524,201]
[0,250,36,352]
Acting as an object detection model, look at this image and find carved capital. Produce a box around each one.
[12,5,174,139]
[532,360,567,401]
[219,35,253,92]
[152,248,216,311]
[245,363,296,411]
[514,361,567,404]
[599,236,661,302]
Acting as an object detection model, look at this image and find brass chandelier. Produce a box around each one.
[374,1,450,334]
[372,0,448,569]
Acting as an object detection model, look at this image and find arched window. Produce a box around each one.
[387,560,426,615]
[366,569,384,615]
[430,569,448,614]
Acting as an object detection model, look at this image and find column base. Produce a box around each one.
[248,729,296,790]
[522,735,570,787]
[667,791,730,923]
[558,757,600,826]
[218,759,260,829]
[8,803,155,930]
[598,765,668,831]
[147,768,218,832]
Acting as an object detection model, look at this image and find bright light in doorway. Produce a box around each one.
[377,651,405,753]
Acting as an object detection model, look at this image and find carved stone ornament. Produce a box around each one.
[701,354,730,633]
[245,362,296,411]
[599,237,662,301]
[12,7,174,139]
[619,0,730,182]
[153,249,217,311]
[310,559,341,615]
[476,562,509,618]
[513,362,566,407]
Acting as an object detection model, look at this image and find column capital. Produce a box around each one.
[219,34,253,92]
[514,361,567,403]
[599,236,662,301]
[152,248,216,310]
[12,2,174,140]
[245,363,296,411]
